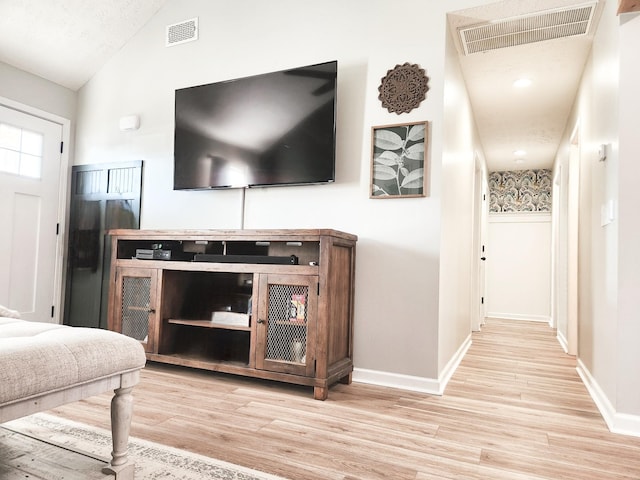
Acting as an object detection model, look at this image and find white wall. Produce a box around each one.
[576,0,620,404]
[556,1,640,434]
[73,0,490,389]
[438,21,486,382]
[616,12,640,421]
[0,61,77,122]
[486,214,551,322]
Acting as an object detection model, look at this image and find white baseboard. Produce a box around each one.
[353,334,472,396]
[576,359,640,438]
[352,368,441,395]
[487,312,550,323]
[438,333,472,394]
[556,330,569,354]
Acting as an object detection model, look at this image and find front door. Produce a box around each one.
[0,104,63,322]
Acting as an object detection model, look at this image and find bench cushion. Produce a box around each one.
[0,317,146,405]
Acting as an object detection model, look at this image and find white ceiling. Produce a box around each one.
[0,0,168,91]
[0,0,602,172]
[448,0,603,172]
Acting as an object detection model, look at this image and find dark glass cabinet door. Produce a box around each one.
[63,161,142,329]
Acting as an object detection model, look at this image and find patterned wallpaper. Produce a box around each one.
[489,169,552,213]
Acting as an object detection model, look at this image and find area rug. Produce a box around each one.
[2,413,286,480]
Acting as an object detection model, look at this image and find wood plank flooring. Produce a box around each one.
[0,427,107,479]
[49,319,640,479]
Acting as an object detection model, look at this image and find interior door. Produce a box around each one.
[0,104,63,322]
[472,157,488,330]
[479,178,488,326]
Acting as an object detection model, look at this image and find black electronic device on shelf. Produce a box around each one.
[193,254,298,265]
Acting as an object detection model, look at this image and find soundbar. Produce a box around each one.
[193,254,298,265]
[135,249,194,261]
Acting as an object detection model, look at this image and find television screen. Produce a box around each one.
[173,60,337,190]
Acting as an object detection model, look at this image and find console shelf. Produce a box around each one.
[107,229,356,400]
[167,319,252,331]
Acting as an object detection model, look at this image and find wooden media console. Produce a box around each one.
[107,229,356,400]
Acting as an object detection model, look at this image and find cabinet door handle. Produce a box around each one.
[148,308,156,314]
[257,319,265,324]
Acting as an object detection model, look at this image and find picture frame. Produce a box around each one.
[370,121,429,198]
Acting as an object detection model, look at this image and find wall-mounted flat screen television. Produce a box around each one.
[173,60,337,190]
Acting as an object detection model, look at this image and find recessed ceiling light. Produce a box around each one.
[513,78,532,88]
[513,149,527,156]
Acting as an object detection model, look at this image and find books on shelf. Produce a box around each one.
[289,294,306,323]
[210,310,250,327]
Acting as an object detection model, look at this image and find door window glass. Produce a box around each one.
[0,122,43,178]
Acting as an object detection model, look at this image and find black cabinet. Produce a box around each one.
[63,161,142,329]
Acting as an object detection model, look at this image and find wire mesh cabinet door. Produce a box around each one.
[255,273,318,377]
[113,267,158,353]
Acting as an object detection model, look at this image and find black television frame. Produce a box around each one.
[173,60,337,190]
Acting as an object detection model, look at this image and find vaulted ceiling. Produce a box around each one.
[0,0,622,173]
[0,0,168,90]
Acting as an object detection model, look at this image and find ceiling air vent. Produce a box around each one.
[458,2,597,55]
[166,18,198,47]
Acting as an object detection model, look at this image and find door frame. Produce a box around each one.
[565,122,580,356]
[470,152,488,331]
[552,121,579,355]
[0,95,71,324]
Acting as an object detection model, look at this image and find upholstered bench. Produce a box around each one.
[0,314,146,478]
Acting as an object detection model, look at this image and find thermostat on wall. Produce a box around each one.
[119,115,140,131]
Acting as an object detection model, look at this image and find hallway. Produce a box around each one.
[439,318,639,478]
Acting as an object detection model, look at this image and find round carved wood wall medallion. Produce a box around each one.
[378,63,429,114]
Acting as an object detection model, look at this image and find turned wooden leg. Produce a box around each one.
[101,386,135,479]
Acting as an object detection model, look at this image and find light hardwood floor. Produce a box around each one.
[50,319,640,479]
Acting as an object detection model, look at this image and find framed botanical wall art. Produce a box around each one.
[370,121,429,198]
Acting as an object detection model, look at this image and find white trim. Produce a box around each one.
[577,359,640,438]
[353,335,472,396]
[487,312,550,323]
[0,95,71,325]
[556,329,569,354]
[0,95,71,130]
[488,212,552,223]
[439,333,472,393]
[353,368,441,395]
